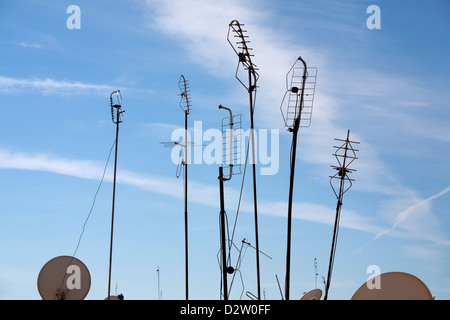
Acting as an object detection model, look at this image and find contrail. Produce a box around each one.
[357,185,450,253]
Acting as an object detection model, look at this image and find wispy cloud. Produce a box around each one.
[373,186,450,243]
[0,75,152,96]
[357,186,450,253]
[16,41,44,49]
[141,0,450,254]
[0,148,382,234]
[0,76,117,96]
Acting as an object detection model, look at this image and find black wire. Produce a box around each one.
[56,139,116,298]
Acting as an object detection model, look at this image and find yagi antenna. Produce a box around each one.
[324,130,359,300]
[107,90,124,301]
[227,19,262,300]
[282,57,317,301]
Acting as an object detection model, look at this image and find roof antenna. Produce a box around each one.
[179,75,191,300]
[160,76,203,300]
[107,90,124,301]
[280,57,317,300]
[227,19,262,300]
[217,104,242,300]
[324,130,359,300]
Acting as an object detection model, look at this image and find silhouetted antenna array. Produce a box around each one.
[227,19,262,300]
[179,75,191,114]
[324,130,359,300]
[110,90,124,124]
[227,20,259,93]
[217,105,242,300]
[219,104,242,181]
[280,58,317,128]
[108,90,125,301]
[282,57,317,300]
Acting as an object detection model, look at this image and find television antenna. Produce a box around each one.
[227,19,262,300]
[281,57,317,300]
[217,105,242,300]
[324,130,359,300]
[178,74,191,300]
[107,90,125,301]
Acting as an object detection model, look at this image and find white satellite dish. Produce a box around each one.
[37,255,91,300]
[300,288,322,300]
[351,271,433,300]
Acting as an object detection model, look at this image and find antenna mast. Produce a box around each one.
[157,266,161,300]
[324,130,359,300]
[217,105,242,300]
[280,57,317,300]
[227,19,262,300]
[108,90,124,301]
[314,258,318,289]
[179,75,191,300]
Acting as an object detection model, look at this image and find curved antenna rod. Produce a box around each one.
[282,56,317,300]
[219,104,233,181]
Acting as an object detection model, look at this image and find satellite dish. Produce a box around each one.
[37,255,91,300]
[351,271,433,300]
[300,288,322,300]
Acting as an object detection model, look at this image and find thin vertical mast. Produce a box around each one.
[108,90,124,301]
[179,75,191,300]
[324,130,359,300]
[280,57,317,300]
[227,20,261,299]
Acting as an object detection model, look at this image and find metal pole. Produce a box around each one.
[108,113,120,301]
[184,110,189,300]
[248,69,261,300]
[157,266,160,300]
[218,166,228,300]
[324,199,343,300]
[284,58,308,301]
[284,117,300,301]
[324,130,350,300]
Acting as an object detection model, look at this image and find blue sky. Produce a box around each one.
[0,0,449,300]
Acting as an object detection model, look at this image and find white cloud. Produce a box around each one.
[141,0,450,253]
[0,148,382,234]
[373,186,450,245]
[0,76,117,96]
[16,41,43,49]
